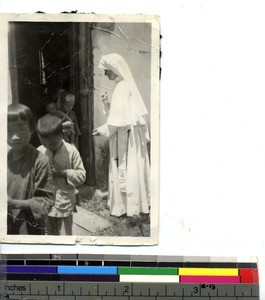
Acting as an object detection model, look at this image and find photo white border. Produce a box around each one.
[0,13,160,245]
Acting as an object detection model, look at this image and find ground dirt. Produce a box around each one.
[77,185,150,237]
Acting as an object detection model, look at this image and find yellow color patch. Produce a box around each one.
[178,268,238,276]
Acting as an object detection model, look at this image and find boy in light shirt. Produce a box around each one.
[37,114,86,235]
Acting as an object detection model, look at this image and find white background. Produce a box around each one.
[1,0,265,298]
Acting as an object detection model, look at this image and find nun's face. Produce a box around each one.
[105,69,118,81]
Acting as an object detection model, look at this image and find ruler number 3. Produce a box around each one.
[194,287,199,294]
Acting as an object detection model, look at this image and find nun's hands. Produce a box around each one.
[92,129,100,136]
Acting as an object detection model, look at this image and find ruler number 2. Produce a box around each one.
[124,285,130,293]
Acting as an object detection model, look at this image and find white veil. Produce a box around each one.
[98,53,148,126]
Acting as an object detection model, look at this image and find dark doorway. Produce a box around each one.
[8,22,95,185]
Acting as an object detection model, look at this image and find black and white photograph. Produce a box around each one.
[0,14,160,245]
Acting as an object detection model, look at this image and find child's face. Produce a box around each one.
[8,120,32,151]
[62,97,75,113]
[38,134,63,152]
[56,89,64,99]
[46,103,57,114]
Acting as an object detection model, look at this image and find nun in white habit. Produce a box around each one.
[93,53,150,217]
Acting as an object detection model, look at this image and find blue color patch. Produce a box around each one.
[58,266,118,275]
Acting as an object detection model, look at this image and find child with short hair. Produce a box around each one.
[37,114,86,235]
[7,104,54,235]
[45,101,75,138]
[60,91,81,148]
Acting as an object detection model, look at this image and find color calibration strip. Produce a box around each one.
[0,255,259,299]
[1,255,259,284]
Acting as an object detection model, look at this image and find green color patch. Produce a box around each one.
[118,267,178,275]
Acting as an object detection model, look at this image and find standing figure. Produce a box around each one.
[93,53,150,217]
[53,88,65,111]
[60,91,81,148]
[7,104,54,235]
[37,115,86,235]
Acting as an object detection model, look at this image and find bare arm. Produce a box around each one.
[8,197,30,209]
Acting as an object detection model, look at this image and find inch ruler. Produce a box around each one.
[0,282,260,299]
[0,254,260,299]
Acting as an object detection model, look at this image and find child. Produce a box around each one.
[45,101,75,139]
[37,114,86,235]
[53,88,65,111]
[60,91,81,148]
[45,101,81,208]
[7,103,54,235]
[45,102,58,115]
